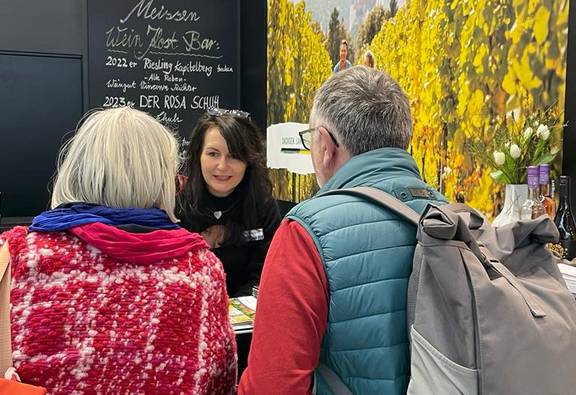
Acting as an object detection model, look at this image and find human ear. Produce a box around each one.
[318,127,337,169]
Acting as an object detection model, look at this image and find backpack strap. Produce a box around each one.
[316,363,353,395]
[319,186,420,225]
[0,242,12,375]
[478,244,546,318]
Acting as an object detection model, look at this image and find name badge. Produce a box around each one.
[243,228,264,241]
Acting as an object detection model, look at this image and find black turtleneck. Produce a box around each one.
[179,189,281,297]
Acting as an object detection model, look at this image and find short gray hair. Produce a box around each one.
[51,107,180,221]
[310,66,412,155]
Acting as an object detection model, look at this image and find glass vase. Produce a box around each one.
[492,184,529,227]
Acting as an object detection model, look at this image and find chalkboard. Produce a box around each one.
[87,0,241,136]
[0,52,83,217]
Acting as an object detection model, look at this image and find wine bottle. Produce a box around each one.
[521,166,546,219]
[539,164,556,218]
[554,176,576,260]
[551,178,558,210]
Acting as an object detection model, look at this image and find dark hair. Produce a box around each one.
[340,39,348,48]
[178,111,273,233]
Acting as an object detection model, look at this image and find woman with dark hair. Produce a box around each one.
[178,109,281,297]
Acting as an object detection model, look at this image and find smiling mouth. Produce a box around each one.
[213,175,232,181]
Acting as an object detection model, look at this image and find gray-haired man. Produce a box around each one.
[239,67,446,395]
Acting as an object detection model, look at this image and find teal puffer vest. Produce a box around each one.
[287,148,446,395]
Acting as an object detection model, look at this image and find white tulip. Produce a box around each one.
[509,144,521,159]
[493,151,506,165]
[523,127,533,139]
[537,124,550,140]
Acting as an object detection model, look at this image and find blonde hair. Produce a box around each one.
[51,107,180,222]
[364,50,375,68]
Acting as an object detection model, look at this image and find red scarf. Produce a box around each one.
[70,222,208,264]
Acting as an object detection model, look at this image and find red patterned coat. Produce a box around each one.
[1,225,237,394]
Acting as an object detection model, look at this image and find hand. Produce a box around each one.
[201,225,227,248]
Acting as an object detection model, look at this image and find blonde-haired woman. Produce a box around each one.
[0,107,236,394]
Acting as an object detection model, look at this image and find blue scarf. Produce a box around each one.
[29,203,179,232]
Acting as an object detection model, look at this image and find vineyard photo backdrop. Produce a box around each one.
[267,0,569,217]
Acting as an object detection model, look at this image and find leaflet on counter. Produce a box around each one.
[229,296,257,331]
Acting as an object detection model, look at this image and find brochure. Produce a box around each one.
[229,296,257,332]
[559,263,576,295]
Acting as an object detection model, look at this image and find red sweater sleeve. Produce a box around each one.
[238,219,329,395]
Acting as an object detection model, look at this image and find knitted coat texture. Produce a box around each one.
[1,226,237,395]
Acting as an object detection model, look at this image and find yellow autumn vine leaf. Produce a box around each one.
[534,6,551,44]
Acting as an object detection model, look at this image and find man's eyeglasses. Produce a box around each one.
[299,127,340,150]
[207,107,251,119]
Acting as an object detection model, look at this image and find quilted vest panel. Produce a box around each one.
[288,177,444,395]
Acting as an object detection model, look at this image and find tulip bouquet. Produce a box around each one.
[469,108,563,184]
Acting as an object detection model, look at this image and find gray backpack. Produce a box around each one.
[318,187,576,395]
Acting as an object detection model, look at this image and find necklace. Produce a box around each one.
[203,190,240,220]
[209,203,237,220]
